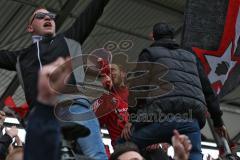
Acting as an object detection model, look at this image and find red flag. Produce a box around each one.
[192,0,240,94]
[4,96,29,119]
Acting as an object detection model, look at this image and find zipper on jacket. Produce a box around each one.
[36,41,43,70]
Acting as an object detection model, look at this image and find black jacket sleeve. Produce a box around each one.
[196,58,223,127]
[0,50,17,71]
[0,134,12,159]
[64,0,110,44]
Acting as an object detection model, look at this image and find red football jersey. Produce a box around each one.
[93,87,129,146]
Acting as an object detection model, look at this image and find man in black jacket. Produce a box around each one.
[0,1,109,159]
[122,23,227,160]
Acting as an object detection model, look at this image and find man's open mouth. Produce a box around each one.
[43,22,52,28]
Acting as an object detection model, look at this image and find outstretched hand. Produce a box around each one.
[214,125,227,138]
[171,130,192,160]
[6,126,18,138]
[146,143,161,151]
[37,57,72,105]
[121,122,132,141]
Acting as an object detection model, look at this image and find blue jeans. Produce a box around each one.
[130,119,202,160]
[68,98,108,160]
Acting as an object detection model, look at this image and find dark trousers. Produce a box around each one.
[24,102,60,160]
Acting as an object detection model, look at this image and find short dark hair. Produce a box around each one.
[153,22,175,40]
[110,142,140,160]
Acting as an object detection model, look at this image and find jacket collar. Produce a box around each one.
[32,35,43,43]
[32,35,55,43]
[150,38,180,49]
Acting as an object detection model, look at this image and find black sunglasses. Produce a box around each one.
[30,12,56,24]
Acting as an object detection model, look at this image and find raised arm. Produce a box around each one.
[0,50,17,71]
[64,0,110,44]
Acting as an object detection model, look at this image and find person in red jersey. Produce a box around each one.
[93,63,129,147]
